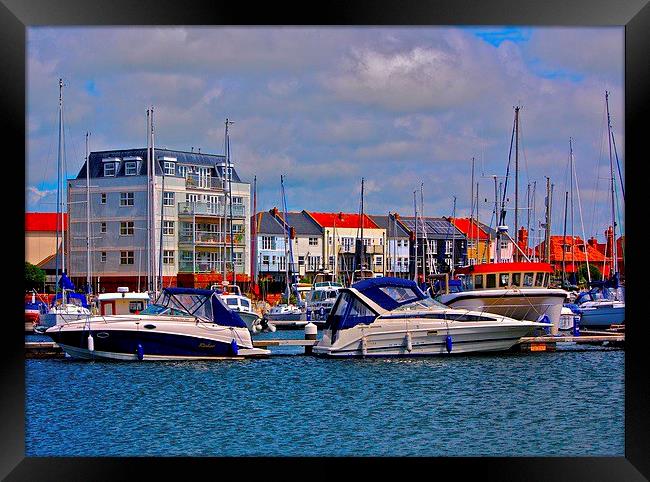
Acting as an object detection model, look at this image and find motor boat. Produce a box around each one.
[44,287,271,360]
[313,277,551,357]
[25,292,48,333]
[305,281,344,326]
[433,262,568,335]
[575,280,625,329]
[559,303,582,334]
[213,284,276,334]
[97,287,150,315]
[264,283,312,329]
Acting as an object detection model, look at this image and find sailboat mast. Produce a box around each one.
[281,175,289,299]
[413,190,418,282]
[569,138,575,278]
[360,177,364,269]
[225,119,235,285]
[605,91,618,277]
[146,109,151,292]
[451,196,456,277]
[150,107,158,295]
[85,132,91,293]
[514,106,520,262]
[475,182,480,263]
[562,191,568,284]
[59,79,66,279]
[252,175,257,290]
[54,79,62,297]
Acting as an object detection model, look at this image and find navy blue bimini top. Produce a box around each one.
[162,288,246,329]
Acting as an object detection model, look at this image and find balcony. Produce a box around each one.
[178,260,245,273]
[179,231,245,246]
[178,202,245,218]
[184,174,224,191]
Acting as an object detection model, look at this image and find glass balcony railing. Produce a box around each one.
[178,231,246,245]
[178,260,245,273]
[177,202,245,218]
[184,174,224,190]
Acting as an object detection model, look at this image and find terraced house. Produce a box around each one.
[67,147,251,293]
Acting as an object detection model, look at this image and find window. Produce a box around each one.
[233,252,243,266]
[499,273,510,287]
[129,301,145,313]
[163,221,175,236]
[445,240,453,254]
[328,236,333,245]
[262,255,269,264]
[120,221,134,236]
[534,273,544,287]
[178,165,188,178]
[278,256,286,271]
[232,224,244,233]
[163,162,175,175]
[100,251,107,263]
[100,222,107,233]
[298,256,305,266]
[232,196,243,205]
[163,191,174,206]
[431,242,437,254]
[103,163,115,177]
[564,244,571,253]
[375,256,383,266]
[468,240,476,249]
[120,192,134,206]
[500,240,509,250]
[261,236,275,250]
[342,237,354,250]
[512,272,521,287]
[474,274,483,289]
[307,256,320,271]
[120,251,134,265]
[163,250,174,265]
[379,286,419,303]
[309,237,318,246]
[486,274,496,288]
[100,193,106,204]
[125,161,137,175]
[523,272,534,287]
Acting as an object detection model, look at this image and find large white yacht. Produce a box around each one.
[313,277,549,358]
[45,287,271,360]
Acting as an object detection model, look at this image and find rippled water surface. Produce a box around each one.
[25,332,624,456]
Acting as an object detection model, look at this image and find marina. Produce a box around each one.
[22,25,628,462]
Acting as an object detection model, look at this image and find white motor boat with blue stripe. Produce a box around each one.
[45,287,271,360]
[313,277,551,358]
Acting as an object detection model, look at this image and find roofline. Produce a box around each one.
[90,147,227,158]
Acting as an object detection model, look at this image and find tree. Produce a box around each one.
[25,262,46,291]
[577,264,602,285]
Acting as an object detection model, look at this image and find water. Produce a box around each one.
[25,331,624,457]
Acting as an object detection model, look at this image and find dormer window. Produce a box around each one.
[164,162,176,176]
[104,163,115,177]
[125,161,137,176]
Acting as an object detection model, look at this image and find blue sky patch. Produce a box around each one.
[472,27,532,47]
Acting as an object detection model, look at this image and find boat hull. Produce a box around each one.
[437,289,566,334]
[313,320,538,358]
[264,311,307,329]
[45,316,270,360]
[579,304,625,329]
[41,311,92,328]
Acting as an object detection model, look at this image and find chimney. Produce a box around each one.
[605,226,614,258]
[518,226,528,248]
[270,207,279,217]
[588,237,598,247]
[338,212,343,220]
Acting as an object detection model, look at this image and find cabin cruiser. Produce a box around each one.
[313,277,550,357]
[45,287,271,360]
[433,262,568,335]
[97,287,150,315]
[575,280,625,329]
[305,281,344,326]
[212,283,276,334]
[264,283,312,329]
[25,292,48,332]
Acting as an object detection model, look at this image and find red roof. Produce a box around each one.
[533,236,606,263]
[306,212,379,229]
[456,262,554,275]
[450,218,489,241]
[25,213,68,232]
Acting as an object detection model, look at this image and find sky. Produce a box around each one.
[26,26,624,245]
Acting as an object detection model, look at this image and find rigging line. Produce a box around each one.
[610,130,625,202]
[517,109,531,186]
[589,100,608,239]
[35,101,59,197]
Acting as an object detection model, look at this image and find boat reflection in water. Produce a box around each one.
[313,277,550,357]
[45,288,270,360]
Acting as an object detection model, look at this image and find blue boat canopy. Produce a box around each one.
[52,292,89,308]
[157,287,246,328]
[351,277,428,311]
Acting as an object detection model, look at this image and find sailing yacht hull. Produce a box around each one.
[41,310,92,328]
[579,303,625,329]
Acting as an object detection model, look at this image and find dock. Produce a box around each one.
[25,333,623,359]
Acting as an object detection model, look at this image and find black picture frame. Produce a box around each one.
[3,0,648,479]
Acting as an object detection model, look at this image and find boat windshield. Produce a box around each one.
[392,297,450,312]
[139,304,189,317]
[148,291,214,321]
